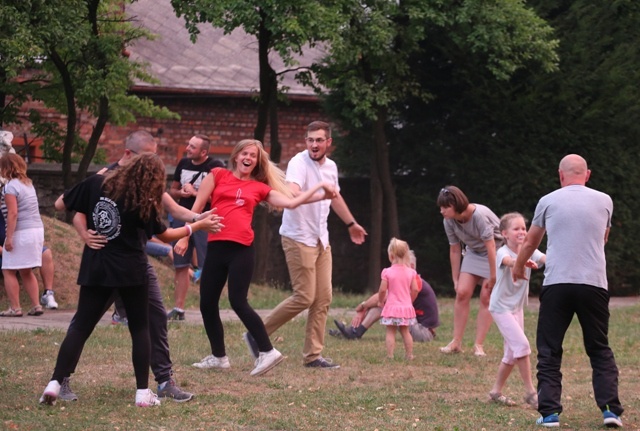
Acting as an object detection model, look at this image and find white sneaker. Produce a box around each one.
[192,355,230,369]
[39,380,61,405]
[135,389,161,407]
[40,291,58,309]
[250,348,284,376]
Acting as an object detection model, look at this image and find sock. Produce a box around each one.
[174,307,185,313]
[158,381,168,390]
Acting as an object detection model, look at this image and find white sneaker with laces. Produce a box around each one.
[39,380,61,405]
[40,291,58,309]
[135,388,161,407]
[250,348,284,376]
[192,355,230,369]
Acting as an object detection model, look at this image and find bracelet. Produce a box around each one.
[192,213,199,223]
[346,221,355,228]
[185,224,192,237]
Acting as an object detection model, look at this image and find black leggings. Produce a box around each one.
[51,284,150,389]
[200,241,273,357]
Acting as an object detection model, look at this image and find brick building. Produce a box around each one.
[6,0,324,168]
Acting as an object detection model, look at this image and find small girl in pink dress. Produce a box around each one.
[378,238,420,360]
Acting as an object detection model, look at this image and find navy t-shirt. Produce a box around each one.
[63,174,166,287]
[413,278,440,329]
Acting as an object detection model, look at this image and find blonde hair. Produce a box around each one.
[499,212,526,233]
[0,153,31,185]
[229,139,292,210]
[388,237,411,266]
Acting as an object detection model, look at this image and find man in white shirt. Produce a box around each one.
[246,121,366,368]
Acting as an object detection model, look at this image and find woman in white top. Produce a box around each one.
[0,154,44,317]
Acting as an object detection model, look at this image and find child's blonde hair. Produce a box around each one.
[388,237,411,265]
[499,212,526,233]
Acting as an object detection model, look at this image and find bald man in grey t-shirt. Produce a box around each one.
[513,154,623,428]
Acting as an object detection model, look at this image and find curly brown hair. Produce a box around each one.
[102,153,165,222]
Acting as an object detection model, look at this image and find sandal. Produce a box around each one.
[27,306,44,316]
[473,344,487,357]
[524,392,538,409]
[440,341,463,354]
[0,308,23,317]
[489,392,517,407]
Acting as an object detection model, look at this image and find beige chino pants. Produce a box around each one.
[263,236,332,364]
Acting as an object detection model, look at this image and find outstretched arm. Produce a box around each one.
[173,172,218,256]
[330,192,367,244]
[513,225,545,282]
[265,181,335,209]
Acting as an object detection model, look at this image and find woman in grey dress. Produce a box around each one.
[437,186,501,356]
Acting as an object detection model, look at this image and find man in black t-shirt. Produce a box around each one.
[167,134,223,321]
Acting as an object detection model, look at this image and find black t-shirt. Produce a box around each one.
[173,157,224,210]
[63,174,166,287]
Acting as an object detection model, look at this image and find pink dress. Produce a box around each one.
[380,264,417,326]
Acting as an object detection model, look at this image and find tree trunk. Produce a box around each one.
[367,143,384,292]
[76,95,108,183]
[373,108,400,238]
[252,10,278,283]
[49,49,77,191]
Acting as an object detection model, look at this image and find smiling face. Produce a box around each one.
[233,144,259,179]
[185,136,206,162]
[502,216,527,249]
[305,129,332,163]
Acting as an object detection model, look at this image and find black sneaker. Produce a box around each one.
[243,332,259,359]
[334,320,358,339]
[304,357,340,369]
[167,308,185,321]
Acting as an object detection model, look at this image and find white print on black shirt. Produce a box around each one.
[93,196,121,240]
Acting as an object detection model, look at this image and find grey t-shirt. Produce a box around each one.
[444,204,502,256]
[2,179,43,231]
[532,185,612,289]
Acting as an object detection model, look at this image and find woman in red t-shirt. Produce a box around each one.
[177,139,334,377]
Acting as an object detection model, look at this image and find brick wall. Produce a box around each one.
[7,93,324,169]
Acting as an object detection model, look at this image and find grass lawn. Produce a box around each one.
[1,299,639,430]
[1,216,639,430]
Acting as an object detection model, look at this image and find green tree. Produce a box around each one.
[315,0,558,291]
[0,0,177,188]
[380,0,639,295]
[171,0,343,281]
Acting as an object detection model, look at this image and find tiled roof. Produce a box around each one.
[127,0,322,97]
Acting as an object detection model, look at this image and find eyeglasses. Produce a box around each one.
[440,188,450,195]
[305,137,327,144]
